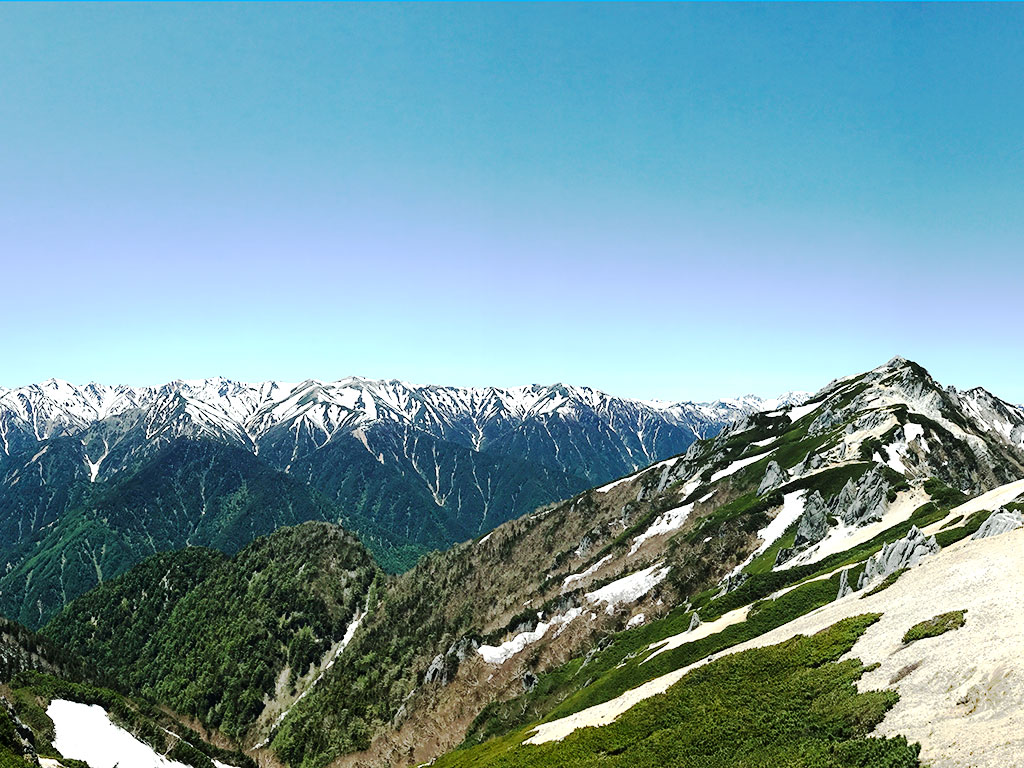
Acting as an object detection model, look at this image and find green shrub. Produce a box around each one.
[435,615,921,768]
[902,611,966,645]
[861,568,907,598]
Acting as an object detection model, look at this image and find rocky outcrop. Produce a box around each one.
[794,491,830,548]
[833,466,890,526]
[809,407,845,437]
[857,526,939,589]
[0,696,36,763]
[687,612,702,632]
[522,671,539,692]
[423,637,479,686]
[722,572,749,594]
[971,508,1024,540]
[795,451,826,474]
[836,568,855,599]
[773,546,795,568]
[423,653,449,686]
[757,461,788,496]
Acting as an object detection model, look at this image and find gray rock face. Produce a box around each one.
[522,671,539,692]
[423,653,448,686]
[971,508,1024,540]
[687,612,702,632]
[836,568,855,599]
[0,698,35,763]
[424,637,479,685]
[757,460,788,496]
[773,546,795,568]
[834,466,890,526]
[795,451,826,474]
[857,525,939,590]
[794,491,830,548]
[809,407,844,437]
[723,572,749,594]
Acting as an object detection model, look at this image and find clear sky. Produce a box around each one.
[1,4,1022,402]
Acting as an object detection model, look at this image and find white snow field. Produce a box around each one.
[585,564,670,613]
[526,522,1024,766]
[629,502,695,554]
[478,608,584,665]
[48,699,192,768]
[709,451,771,484]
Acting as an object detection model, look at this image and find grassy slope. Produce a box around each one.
[438,615,921,768]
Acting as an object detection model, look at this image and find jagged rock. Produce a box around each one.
[809,407,844,437]
[849,409,894,439]
[687,612,701,632]
[836,568,855,599]
[423,653,448,686]
[834,466,890,526]
[971,508,1024,540]
[794,491,830,548]
[857,525,939,590]
[573,536,594,559]
[522,671,539,692]
[448,637,479,662]
[773,546,796,567]
[425,637,479,685]
[757,461,788,496]
[795,451,826,474]
[0,696,37,762]
[723,572,749,593]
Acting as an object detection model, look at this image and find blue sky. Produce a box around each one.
[1,4,1022,402]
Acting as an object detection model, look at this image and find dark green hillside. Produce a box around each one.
[38,547,226,676]
[0,440,396,627]
[45,522,381,741]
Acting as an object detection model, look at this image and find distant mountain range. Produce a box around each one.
[0,376,804,626]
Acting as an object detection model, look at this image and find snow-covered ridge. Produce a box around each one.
[0,376,803,456]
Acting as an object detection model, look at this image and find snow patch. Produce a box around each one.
[478,608,583,665]
[755,490,807,557]
[786,400,824,422]
[643,605,750,664]
[585,564,670,613]
[629,503,694,555]
[596,457,679,494]
[48,699,192,768]
[709,451,771,484]
[563,555,613,588]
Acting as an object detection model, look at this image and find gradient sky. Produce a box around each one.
[1,4,1022,402]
